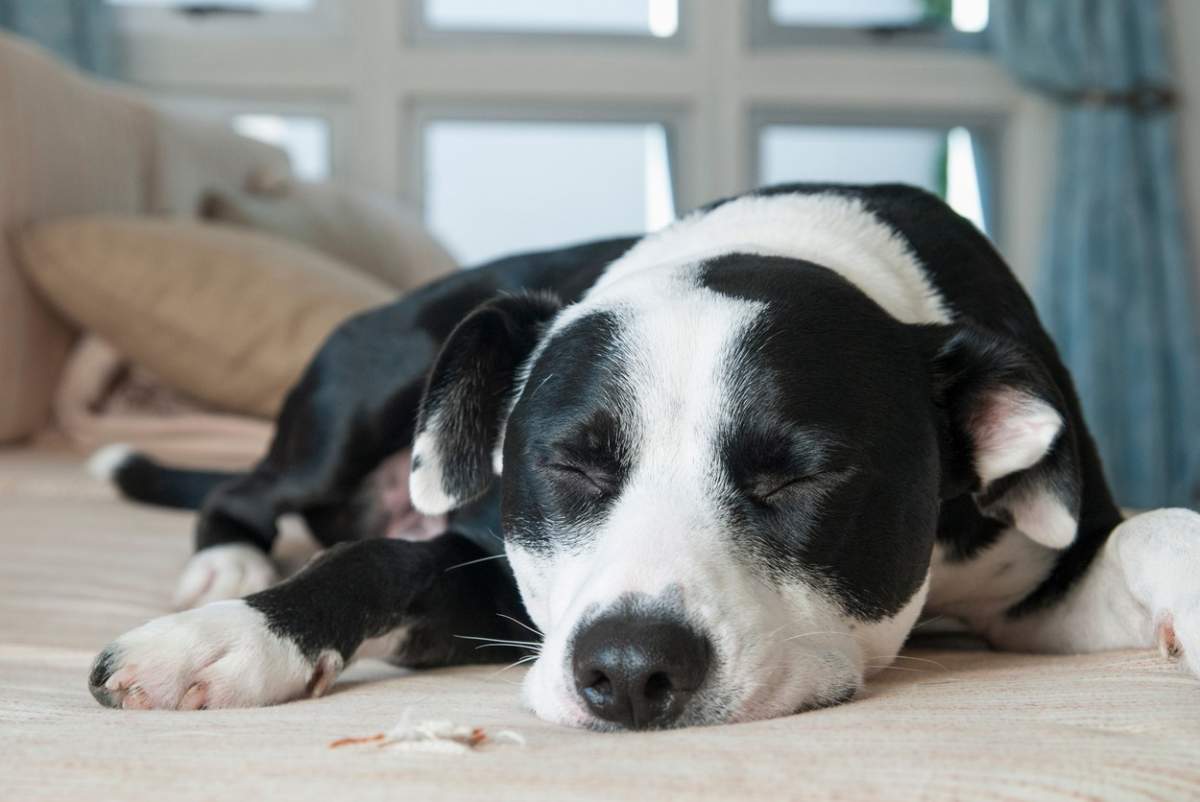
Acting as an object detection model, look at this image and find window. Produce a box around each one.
[757,123,988,232]
[423,119,674,265]
[103,0,333,36]
[767,0,987,31]
[751,0,989,48]
[420,0,679,38]
[232,114,332,181]
[111,4,1034,278]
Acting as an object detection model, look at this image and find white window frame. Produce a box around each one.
[110,0,1051,282]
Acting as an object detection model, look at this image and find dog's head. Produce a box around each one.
[410,253,1070,730]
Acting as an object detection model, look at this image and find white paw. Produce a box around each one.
[86,442,134,480]
[88,600,340,710]
[174,544,278,609]
[1116,508,1200,676]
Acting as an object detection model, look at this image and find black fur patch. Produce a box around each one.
[701,254,942,620]
[245,534,533,665]
[501,311,634,552]
[723,183,1121,612]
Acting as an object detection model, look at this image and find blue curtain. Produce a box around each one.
[991,0,1200,509]
[0,0,115,76]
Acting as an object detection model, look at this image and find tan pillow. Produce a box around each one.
[201,176,457,291]
[17,216,395,419]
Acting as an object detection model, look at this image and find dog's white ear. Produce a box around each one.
[410,292,561,515]
[932,327,1080,550]
[969,387,1063,485]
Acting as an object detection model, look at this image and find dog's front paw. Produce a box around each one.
[1117,508,1200,677]
[174,544,277,609]
[88,600,339,710]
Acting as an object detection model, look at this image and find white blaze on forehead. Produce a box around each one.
[587,192,951,326]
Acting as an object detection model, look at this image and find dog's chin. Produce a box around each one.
[725,672,863,726]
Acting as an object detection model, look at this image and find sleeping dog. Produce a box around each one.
[89,183,1200,730]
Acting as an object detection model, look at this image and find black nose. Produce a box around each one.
[572,614,711,730]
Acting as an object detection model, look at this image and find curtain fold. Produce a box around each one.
[0,0,115,76]
[991,0,1200,508]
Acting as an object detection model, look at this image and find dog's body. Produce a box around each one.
[90,184,1200,729]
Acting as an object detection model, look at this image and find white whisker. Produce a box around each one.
[473,642,541,652]
[443,553,507,573]
[485,654,539,680]
[454,634,542,647]
[866,664,928,673]
[528,373,555,401]
[889,654,947,670]
[782,630,865,644]
[497,613,543,638]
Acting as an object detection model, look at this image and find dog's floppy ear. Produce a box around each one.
[410,291,562,515]
[931,325,1082,550]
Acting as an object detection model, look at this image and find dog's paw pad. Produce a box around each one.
[121,687,154,710]
[179,683,209,711]
[1158,616,1181,660]
[305,651,344,699]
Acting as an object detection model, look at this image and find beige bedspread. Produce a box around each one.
[1,446,1198,802]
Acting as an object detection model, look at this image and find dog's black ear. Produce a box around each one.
[931,325,1082,550]
[409,292,562,515]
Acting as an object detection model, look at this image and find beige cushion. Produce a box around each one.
[17,216,395,418]
[0,31,292,444]
[0,33,151,443]
[202,177,457,291]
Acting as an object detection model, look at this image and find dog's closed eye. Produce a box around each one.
[746,474,822,505]
[547,462,614,498]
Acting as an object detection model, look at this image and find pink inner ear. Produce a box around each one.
[971,388,1063,485]
[374,449,449,542]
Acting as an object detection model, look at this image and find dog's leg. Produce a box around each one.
[174,239,633,609]
[176,320,438,609]
[983,508,1200,673]
[90,534,530,710]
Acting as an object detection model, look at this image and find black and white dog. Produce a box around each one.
[89,183,1200,730]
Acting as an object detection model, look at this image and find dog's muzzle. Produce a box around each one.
[570,612,711,730]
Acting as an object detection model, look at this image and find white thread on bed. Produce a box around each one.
[329,710,526,755]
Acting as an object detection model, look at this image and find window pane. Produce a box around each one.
[424,0,678,37]
[424,120,674,265]
[758,124,987,232]
[233,114,331,181]
[768,0,987,32]
[107,0,313,9]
